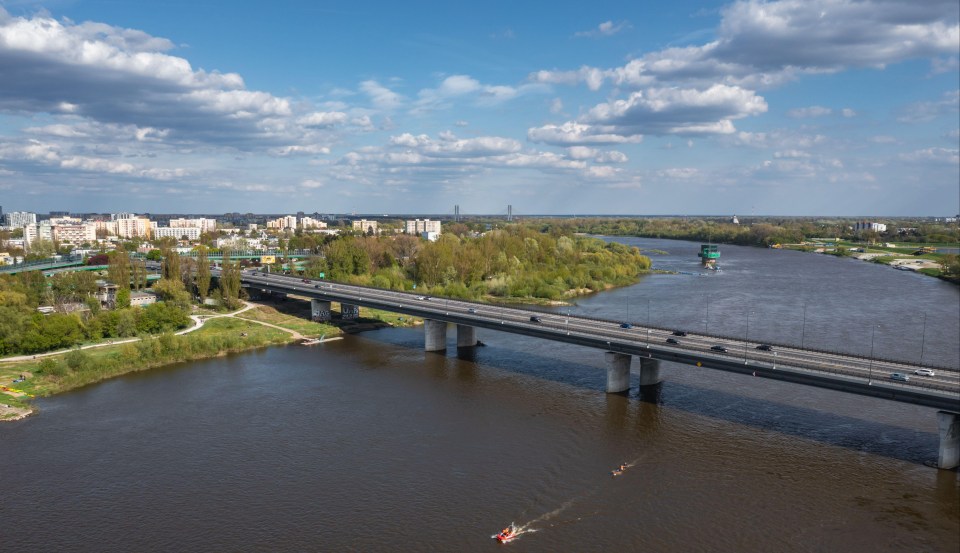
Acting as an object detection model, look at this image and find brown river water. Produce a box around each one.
[1,238,958,552]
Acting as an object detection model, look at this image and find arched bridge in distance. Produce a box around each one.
[229,270,960,470]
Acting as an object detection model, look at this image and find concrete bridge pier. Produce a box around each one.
[340,303,360,320]
[638,358,662,387]
[456,325,477,347]
[604,352,632,394]
[937,411,959,470]
[424,319,448,352]
[310,299,332,322]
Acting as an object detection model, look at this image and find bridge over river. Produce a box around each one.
[233,270,960,469]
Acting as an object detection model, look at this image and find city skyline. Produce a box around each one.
[0,0,958,216]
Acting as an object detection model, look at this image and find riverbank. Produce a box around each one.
[0,298,414,421]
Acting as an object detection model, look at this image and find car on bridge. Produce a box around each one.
[672,330,687,336]
[620,323,633,329]
[890,373,910,382]
[913,368,935,377]
[666,337,679,344]
[468,308,477,314]
[756,344,773,351]
[530,316,542,323]
[710,345,728,353]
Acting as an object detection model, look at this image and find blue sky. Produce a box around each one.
[0,0,957,216]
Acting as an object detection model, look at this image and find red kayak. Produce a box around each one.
[495,532,518,543]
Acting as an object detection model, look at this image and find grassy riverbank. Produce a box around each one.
[0,317,297,418]
[0,299,421,420]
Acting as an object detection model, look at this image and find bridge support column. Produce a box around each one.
[424,319,447,352]
[937,411,959,470]
[340,303,359,320]
[456,325,477,347]
[311,299,332,322]
[638,358,662,387]
[604,352,631,394]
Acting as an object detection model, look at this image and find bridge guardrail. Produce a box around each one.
[243,275,960,374]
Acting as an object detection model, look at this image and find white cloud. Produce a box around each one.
[298,111,349,127]
[898,90,960,122]
[530,0,960,91]
[575,20,631,38]
[899,147,959,164]
[549,98,564,114]
[787,106,832,118]
[360,80,404,110]
[548,85,768,142]
[527,122,645,145]
[841,108,856,117]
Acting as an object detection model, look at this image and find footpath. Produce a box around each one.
[0,302,328,421]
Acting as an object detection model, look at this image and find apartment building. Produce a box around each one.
[352,219,379,234]
[404,218,442,235]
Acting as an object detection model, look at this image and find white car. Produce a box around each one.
[913,368,935,377]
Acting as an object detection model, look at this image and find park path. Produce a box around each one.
[0,301,305,365]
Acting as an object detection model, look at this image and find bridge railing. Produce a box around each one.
[254,275,959,374]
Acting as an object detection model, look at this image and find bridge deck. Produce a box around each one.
[236,271,960,411]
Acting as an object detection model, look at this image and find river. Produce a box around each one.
[1,238,958,552]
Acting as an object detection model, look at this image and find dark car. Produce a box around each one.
[302,279,310,283]
[468,308,477,314]
[620,323,633,329]
[530,316,542,323]
[314,284,322,289]
[755,344,773,351]
[710,345,727,353]
[666,337,679,344]
[672,330,687,336]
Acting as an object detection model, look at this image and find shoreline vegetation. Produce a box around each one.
[554,217,959,284]
[0,299,417,420]
[2,225,653,420]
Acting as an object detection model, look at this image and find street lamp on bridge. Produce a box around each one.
[868,323,880,385]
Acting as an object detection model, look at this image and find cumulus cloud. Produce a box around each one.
[531,84,766,145]
[0,138,189,180]
[575,20,631,38]
[0,8,352,153]
[531,0,960,91]
[413,74,546,113]
[527,122,645,145]
[360,80,404,110]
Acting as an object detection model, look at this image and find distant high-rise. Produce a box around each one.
[454,205,460,222]
[507,205,513,222]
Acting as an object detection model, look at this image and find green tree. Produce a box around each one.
[196,246,211,301]
[219,256,242,309]
[108,251,131,289]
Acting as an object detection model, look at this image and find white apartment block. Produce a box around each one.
[300,216,327,229]
[352,219,379,234]
[854,221,887,233]
[52,223,97,245]
[169,217,217,233]
[266,215,298,230]
[111,212,135,221]
[24,222,53,249]
[4,211,37,228]
[405,218,442,235]
[153,226,202,241]
[115,216,153,239]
